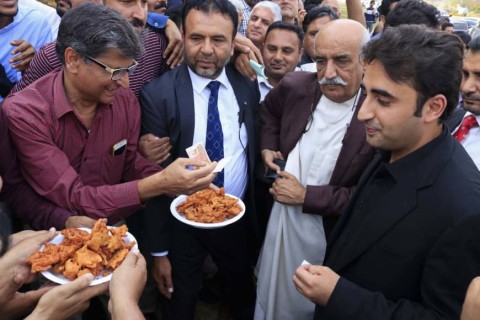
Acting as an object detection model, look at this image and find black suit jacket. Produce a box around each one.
[444,107,466,132]
[140,64,260,252]
[314,128,480,319]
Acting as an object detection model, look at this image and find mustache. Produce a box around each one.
[319,77,348,86]
[462,92,480,102]
[130,18,145,29]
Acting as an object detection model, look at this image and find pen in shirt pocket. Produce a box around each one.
[112,139,127,156]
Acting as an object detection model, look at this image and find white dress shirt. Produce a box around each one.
[188,67,248,199]
[453,111,480,170]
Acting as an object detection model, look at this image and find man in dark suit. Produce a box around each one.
[255,19,373,319]
[294,25,480,320]
[140,0,258,318]
[445,36,480,170]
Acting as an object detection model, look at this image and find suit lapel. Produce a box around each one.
[329,173,419,272]
[176,65,195,153]
[226,65,257,173]
[327,131,455,272]
[327,152,383,247]
[444,107,466,132]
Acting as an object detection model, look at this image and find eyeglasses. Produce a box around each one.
[85,56,138,81]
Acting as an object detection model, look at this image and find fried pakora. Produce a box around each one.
[27,219,136,280]
[176,188,243,223]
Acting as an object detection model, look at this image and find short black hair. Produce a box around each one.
[441,22,454,30]
[385,0,440,29]
[468,36,480,52]
[362,25,464,122]
[304,0,324,10]
[166,3,184,30]
[453,31,471,47]
[302,5,339,33]
[56,3,143,65]
[265,21,304,48]
[182,0,238,38]
[378,0,400,17]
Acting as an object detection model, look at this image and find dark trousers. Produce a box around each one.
[162,219,255,320]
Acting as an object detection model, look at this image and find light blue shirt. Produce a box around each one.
[0,4,54,101]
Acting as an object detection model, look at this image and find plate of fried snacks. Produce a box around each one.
[27,219,137,286]
[170,188,245,229]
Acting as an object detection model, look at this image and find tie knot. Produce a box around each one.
[462,115,479,129]
[207,80,221,94]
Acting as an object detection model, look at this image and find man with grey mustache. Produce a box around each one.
[255,19,373,320]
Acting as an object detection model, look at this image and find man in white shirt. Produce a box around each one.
[254,19,372,320]
[258,21,303,101]
[449,36,480,170]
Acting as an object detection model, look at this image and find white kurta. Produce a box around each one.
[254,92,358,320]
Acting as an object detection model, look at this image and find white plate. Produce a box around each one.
[170,193,245,229]
[40,227,138,286]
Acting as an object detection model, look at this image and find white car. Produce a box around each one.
[457,6,468,16]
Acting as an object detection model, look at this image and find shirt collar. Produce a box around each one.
[463,111,480,124]
[382,126,448,181]
[53,70,74,119]
[258,76,273,90]
[188,67,230,95]
[52,69,112,120]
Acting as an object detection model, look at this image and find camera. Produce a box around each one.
[264,158,286,184]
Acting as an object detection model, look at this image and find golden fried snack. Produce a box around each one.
[107,248,129,269]
[63,258,81,280]
[27,219,136,280]
[75,246,103,269]
[176,188,243,223]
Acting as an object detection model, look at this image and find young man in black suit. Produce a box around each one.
[140,0,259,318]
[294,25,480,320]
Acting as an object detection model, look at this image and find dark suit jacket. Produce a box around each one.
[260,71,374,235]
[315,128,480,320]
[140,64,260,252]
[444,107,466,132]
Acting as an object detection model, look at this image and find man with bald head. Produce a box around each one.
[254,19,372,320]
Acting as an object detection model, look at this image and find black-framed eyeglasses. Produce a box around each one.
[85,56,138,81]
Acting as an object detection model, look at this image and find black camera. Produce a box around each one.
[264,158,286,184]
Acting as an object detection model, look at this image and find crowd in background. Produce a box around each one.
[1,0,480,319]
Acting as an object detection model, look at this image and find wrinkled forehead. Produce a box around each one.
[315,32,360,56]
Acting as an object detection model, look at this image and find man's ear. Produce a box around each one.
[64,48,81,75]
[298,47,304,65]
[423,94,447,123]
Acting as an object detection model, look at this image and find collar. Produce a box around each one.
[146,12,167,30]
[382,126,448,181]
[52,69,111,120]
[462,111,480,125]
[0,4,26,32]
[188,67,231,94]
[257,75,273,90]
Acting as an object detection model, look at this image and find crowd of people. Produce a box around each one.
[1,0,480,319]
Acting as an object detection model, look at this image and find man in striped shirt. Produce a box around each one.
[11,0,183,97]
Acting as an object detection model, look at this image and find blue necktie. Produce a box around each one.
[206,81,224,187]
